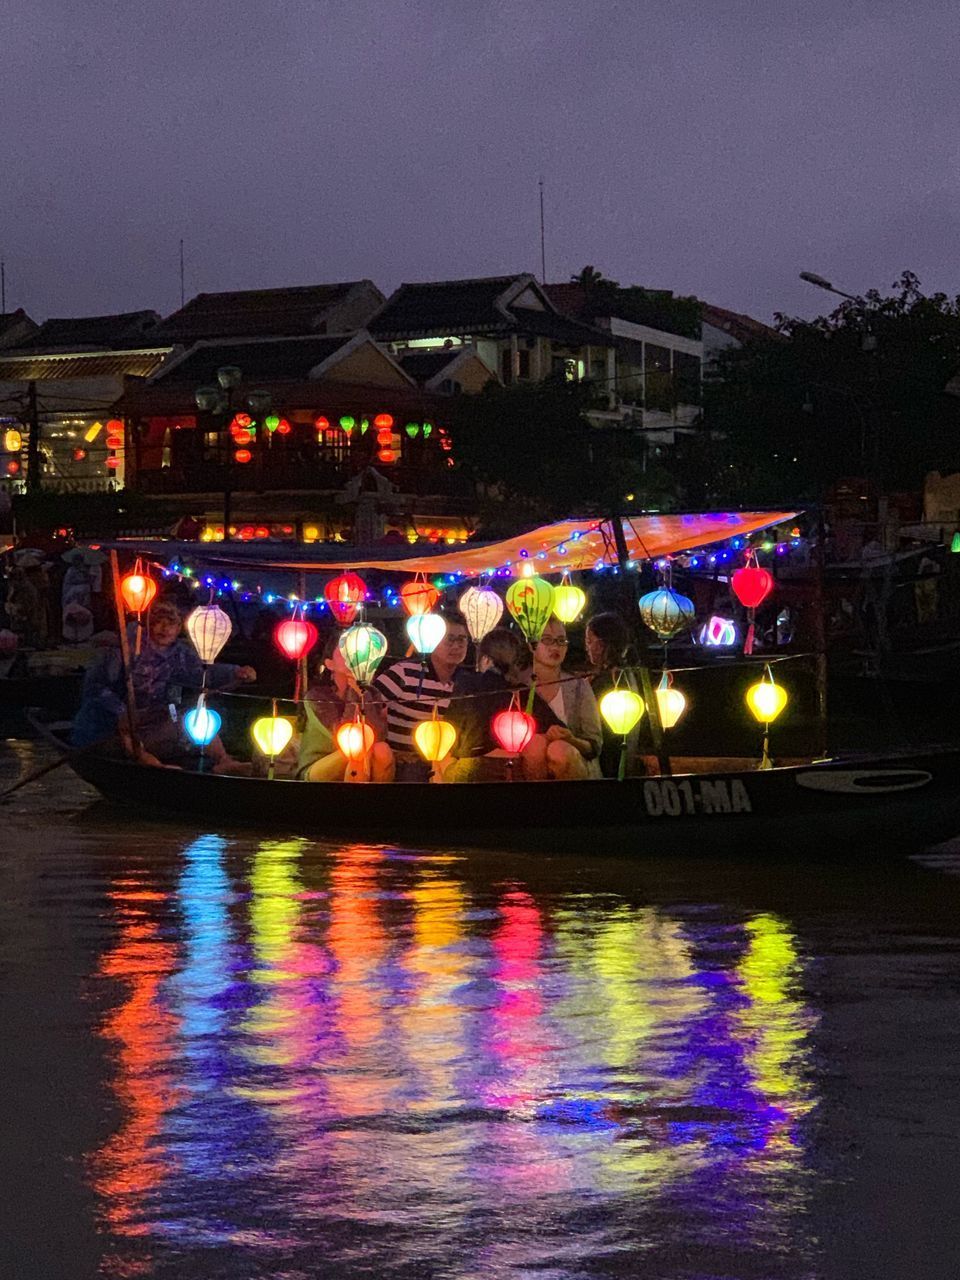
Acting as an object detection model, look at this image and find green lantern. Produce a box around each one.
[638,588,695,640]
[360,418,370,435]
[339,415,355,435]
[405,422,420,438]
[338,623,388,686]
[506,576,555,644]
[951,531,960,554]
[422,421,433,438]
[264,413,280,432]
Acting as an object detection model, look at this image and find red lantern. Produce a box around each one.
[105,457,121,470]
[235,413,252,428]
[105,418,124,434]
[400,578,440,617]
[276,418,291,435]
[378,449,396,463]
[324,572,366,626]
[274,616,318,662]
[314,415,329,431]
[105,434,124,450]
[234,448,252,464]
[73,447,87,462]
[120,565,157,614]
[374,413,394,430]
[492,703,536,755]
[5,460,19,475]
[731,565,774,610]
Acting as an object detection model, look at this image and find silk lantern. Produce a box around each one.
[506,576,555,644]
[252,715,294,757]
[184,697,221,747]
[414,714,457,763]
[746,669,788,724]
[324,572,366,626]
[599,688,645,736]
[492,693,536,755]
[732,562,774,654]
[120,562,157,615]
[336,718,375,762]
[655,672,687,730]
[338,623,388,685]
[552,577,586,625]
[406,612,446,654]
[274,616,318,662]
[638,588,695,641]
[186,603,232,664]
[400,577,440,617]
[459,585,503,643]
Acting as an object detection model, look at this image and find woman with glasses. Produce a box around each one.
[585,611,644,779]
[527,617,603,780]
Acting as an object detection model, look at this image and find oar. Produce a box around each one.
[0,731,115,803]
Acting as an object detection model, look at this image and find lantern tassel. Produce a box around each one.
[744,611,756,655]
[618,737,627,782]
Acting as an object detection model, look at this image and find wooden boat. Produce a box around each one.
[58,738,960,858]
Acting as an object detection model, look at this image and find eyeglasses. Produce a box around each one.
[539,637,568,649]
[444,634,469,644]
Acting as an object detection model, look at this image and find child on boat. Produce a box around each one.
[298,633,395,782]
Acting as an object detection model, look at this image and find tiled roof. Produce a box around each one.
[701,303,780,345]
[150,336,356,385]
[542,283,590,316]
[0,350,169,381]
[369,276,525,337]
[399,351,462,384]
[153,283,376,342]
[0,308,37,346]
[14,311,161,352]
[511,307,614,346]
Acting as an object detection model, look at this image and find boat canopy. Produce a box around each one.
[91,511,797,578]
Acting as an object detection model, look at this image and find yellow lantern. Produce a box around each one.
[335,718,375,762]
[251,715,294,757]
[599,688,645,736]
[552,578,586,625]
[655,673,687,730]
[414,715,457,763]
[3,429,22,453]
[745,670,788,724]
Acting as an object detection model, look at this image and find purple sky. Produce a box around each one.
[3,0,958,327]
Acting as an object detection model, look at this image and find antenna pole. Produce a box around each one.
[538,177,546,283]
[179,239,185,308]
[1,258,5,316]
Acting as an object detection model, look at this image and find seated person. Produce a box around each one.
[441,628,557,782]
[586,611,645,779]
[298,633,394,782]
[72,598,256,769]
[524,617,603,780]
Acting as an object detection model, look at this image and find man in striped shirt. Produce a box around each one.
[373,612,470,774]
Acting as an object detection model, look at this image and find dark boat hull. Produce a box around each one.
[66,748,960,858]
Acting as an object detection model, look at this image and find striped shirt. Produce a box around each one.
[373,659,455,751]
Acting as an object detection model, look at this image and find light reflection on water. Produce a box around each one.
[87,834,819,1278]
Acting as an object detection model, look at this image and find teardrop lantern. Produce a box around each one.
[731,562,774,655]
[638,588,695,641]
[506,576,555,645]
[120,561,157,615]
[599,686,645,780]
[745,666,788,770]
[491,693,536,756]
[400,576,440,617]
[274,616,318,662]
[186,603,233,664]
[655,673,686,730]
[338,623,388,686]
[252,715,294,757]
[335,718,375,762]
[324,572,366,626]
[405,613,447,655]
[459,585,503,643]
[414,713,457,763]
[552,576,586,625]
[184,696,221,747]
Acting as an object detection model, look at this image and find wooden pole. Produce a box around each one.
[813,504,829,757]
[109,550,141,759]
[610,515,671,777]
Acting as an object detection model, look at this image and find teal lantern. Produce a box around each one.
[638,588,695,640]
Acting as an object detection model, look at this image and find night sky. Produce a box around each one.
[3,0,958,325]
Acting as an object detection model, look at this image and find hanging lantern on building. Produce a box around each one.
[234,448,252,464]
[335,717,375,762]
[506,576,555,644]
[405,422,420,438]
[422,422,434,438]
[3,428,22,453]
[338,623,388,685]
[414,711,457,764]
[459,585,503,643]
[274,615,318,662]
[655,672,686,730]
[276,418,291,435]
[732,561,774,654]
[492,694,536,756]
[405,612,446,654]
[184,696,221,747]
[186,603,232,664]
[314,415,330,432]
[120,561,158,615]
[400,577,440,616]
[552,576,586,625]
[5,460,20,476]
[638,588,695,640]
[324,572,366,626]
[373,413,394,430]
[252,715,294,757]
[339,415,355,434]
[105,418,124,435]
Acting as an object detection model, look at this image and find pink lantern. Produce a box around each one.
[274,616,318,662]
[492,693,536,755]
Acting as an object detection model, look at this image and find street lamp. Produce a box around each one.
[800,270,876,350]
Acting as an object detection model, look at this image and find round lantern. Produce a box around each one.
[274,616,318,662]
[599,688,645,737]
[338,623,388,685]
[732,565,773,610]
[186,603,233,664]
[638,588,695,641]
[324,572,366,626]
[120,563,157,615]
[405,422,420,439]
[414,715,457,763]
[374,413,394,430]
[184,699,221,747]
[400,577,440,616]
[492,695,536,755]
[406,612,446,654]
[655,673,686,730]
[234,448,252,464]
[276,418,291,435]
[746,670,788,725]
[314,416,330,431]
[3,428,22,453]
[252,715,294,757]
[336,718,375,762]
[460,585,503,643]
[552,580,586,625]
[506,576,555,644]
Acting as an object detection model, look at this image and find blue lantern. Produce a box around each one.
[184,699,221,747]
[638,588,695,640]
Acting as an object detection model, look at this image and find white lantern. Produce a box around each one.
[185,603,232,664]
[459,586,503,643]
[405,612,447,654]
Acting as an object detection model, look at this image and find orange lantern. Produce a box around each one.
[105,434,124,451]
[374,413,394,430]
[324,572,366,626]
[105,418,124,434]
[120,562,158,615]
[400,577,440,617]
[336,718,375,762]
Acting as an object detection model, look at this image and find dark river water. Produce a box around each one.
[3,738,960,1280]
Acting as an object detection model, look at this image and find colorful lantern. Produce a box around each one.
[338,623,388,685]
[746,669,788,724]
[552,578,586,625]
[492,696,536,755]
[655,673,686,730]
[460,585,503,643]
[506,576,555,644]
[339,415,355,434]
[324,572,366,626]
[3,428,22,453]
[400,577,440,616]
[106,418,124,435]
[952,531,960,554]
[335,718,375,762]
[314,416,330,431]
[405,422,420,438]
[374,413,394,430]
[186,603,232,664]
[406,612,446,654]
[599,688,645,737]
[276,418,291,435]
[700,615,738,648]
[234,448,252,464]
[119,563,157,615]
[184,698,221,747]
[414,715,457,763]
[638,588,695,641]
[274,616,318,662]
[264,414,280,432]
[731,564,774,610]
[252,715,294,757]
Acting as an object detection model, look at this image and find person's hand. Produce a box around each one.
[236,666,257,683]
[546,725,572,743]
